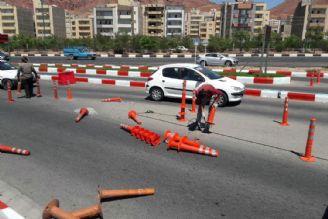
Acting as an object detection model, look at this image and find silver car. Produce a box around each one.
[196,53,238,67]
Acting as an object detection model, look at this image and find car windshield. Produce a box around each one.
[79,48,89,53]
[194,66,223,80]
[0,62,15,70]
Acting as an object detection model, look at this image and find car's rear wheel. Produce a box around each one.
[68,54,74,60]
[150,87,164,101]
[2,79,15,90]
[200,60,207,66]
[225,61,232,67]
[216,91,228,107]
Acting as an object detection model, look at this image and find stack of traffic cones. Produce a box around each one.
[101,97,122,102]
[128,110,142,125]
[0,144,30,156]
[163,130,219,157]
[121,124,161,146]
[178,80,187,122]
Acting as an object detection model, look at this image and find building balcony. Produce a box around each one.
[118,24,132,28]
[311,13,326,18]
[97,24,113,28]
[148,18,163,22]
[309,22,325,27]
[148,26,163,30]
[167,17,183,21]
[167,25,182,28]
[96,16,113,19]
[167,10,183,13]
[120,14,132,19]
[147,11,163,15]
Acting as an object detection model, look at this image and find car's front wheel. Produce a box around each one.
[225,61,233,67]
[200,60,207,66]
[150,87,164,101]
[216,91,228,107]
[1,79,15,90]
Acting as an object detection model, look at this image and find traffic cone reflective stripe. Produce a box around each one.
[167,138,218,157]
[120,123,133,132]
[280,97,289,126]
[75,108,89,123]
[0,145,30,156]
[198,145,219,157]
[128,110,142,125]
[101,97,122,102]
[300,118,316,162]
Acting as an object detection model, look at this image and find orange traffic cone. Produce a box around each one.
[101,97,122,102]
[67,83,73,101]
[178,80,187,122]
[43,199,78,219]
[36,77,42,97]
[167,137,218,157]
[128,110,142,125]
[280,97,289,126]
[120,123,133,132]
[317,72,321,84]
[98,188,155,201]
[207,105,216,125]
[309,74,314,87]
[300,118,316,162]
[75,108,89,123]
[0,144,30,156]
[16,80,22,95]
[7,80,14,103]
[53,80,58,100]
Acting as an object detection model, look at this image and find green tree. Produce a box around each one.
[306,26,324,51]
[232,31,250,52]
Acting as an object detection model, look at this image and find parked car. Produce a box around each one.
[63,47,96,60]
[0,51,10,61]
[146,63,244,107]
[0,61,36,90]
[169,46,188,52]
[196,53,238,67]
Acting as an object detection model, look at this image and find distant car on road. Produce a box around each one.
[169,46,188,52]
[146,63,244,107]
[0,51,10,61]
[63,47,96,60]
[196,53,238,67]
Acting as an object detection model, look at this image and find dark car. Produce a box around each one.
[0,51,10,61]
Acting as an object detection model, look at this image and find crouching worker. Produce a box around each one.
[188,84,223,133]
[17,56,38,98]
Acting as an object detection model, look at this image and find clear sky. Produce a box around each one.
[210,0,285,9]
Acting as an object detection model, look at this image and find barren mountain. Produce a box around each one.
[3,0,220,15]
[270,0,328,20]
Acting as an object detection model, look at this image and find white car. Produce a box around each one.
[146,63,245,107]
[0,61,19,89]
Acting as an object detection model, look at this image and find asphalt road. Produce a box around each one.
[10,56,328,67]
[0,82,327,218]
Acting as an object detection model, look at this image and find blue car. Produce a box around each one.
[63,47,96,60]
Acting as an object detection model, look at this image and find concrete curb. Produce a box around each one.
[226,76,291,84]
[0,201,25,219]
[11,53,328,58]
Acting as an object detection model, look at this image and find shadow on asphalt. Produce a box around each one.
[323,206,328,219]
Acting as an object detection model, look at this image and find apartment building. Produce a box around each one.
[0,1,34,37]
[33,0,66,38]
[142,4,165,37]
[93,3,137,37]
[71,17,93,38]
[291,1,328,40]
[186,9,217,40]
[164,5,185,37]
[221,0,269,38]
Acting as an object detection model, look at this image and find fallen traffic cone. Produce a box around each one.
[70,203,103,219]
[43,199,78,219]
[0,144,30,156]
[128,110,142,125]
[280,97,289,126]
[67,86,73,101]
[164,130,200,148]
[121,124,161,146]
[36,77,42,97]
[181,136,201,148]
[101,97,122,102]
[207,105,216,125]
[53,80,59,100]
[7,80,14,103]
[178,80,187,122]
[75,108,89,123]
[98,188,155,202]
[300,118,316,162]
[191,90,196,113]
[167,137,218,157]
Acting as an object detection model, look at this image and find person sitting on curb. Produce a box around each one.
[188,84,223,133]
[17,56,38,98]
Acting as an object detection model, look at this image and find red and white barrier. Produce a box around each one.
[212,68,328,78]
[0,200,25,219]
[35,67,153,78]
[226,76,291,84]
